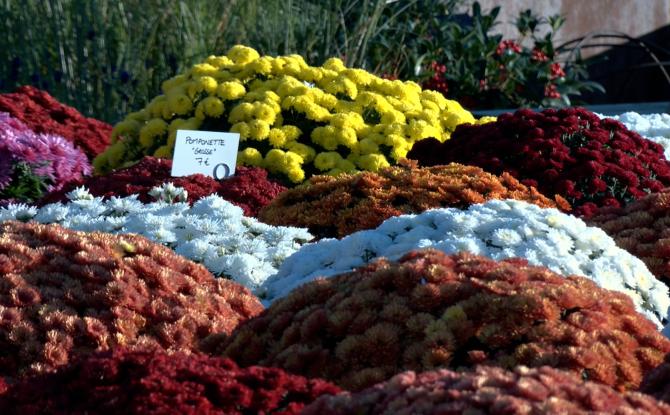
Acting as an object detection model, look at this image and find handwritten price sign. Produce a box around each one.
[170,130,240,179]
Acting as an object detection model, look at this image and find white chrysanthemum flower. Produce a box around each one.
[65,186,94,201]
[62,215,106,232]
[190,195,243,218]
[105,195,143,216]
[68,197,107,216]
[217,253,277,290]
[174,239,212,262]
[0,203,37,222]
[490,228,523,247]
[33,203,70,223]
[263,199,670,329]
[148,182,189,203]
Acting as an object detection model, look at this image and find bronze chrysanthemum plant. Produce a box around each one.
[0,347,341,415]
[217,249,670,392]
[304,366,670,415]
[587,188,670,287]
[259,159,569,239]
[0,221,263,379]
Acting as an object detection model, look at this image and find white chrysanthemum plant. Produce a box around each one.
[261,199,670,330]
[0,184,313,292]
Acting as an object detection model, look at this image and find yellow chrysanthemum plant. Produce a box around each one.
[94,45,493,184]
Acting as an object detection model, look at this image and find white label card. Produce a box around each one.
[171,130,240,179]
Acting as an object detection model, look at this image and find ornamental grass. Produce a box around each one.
[216,249,670,392]
[93,45,490,184]
[0,86,111,159]
[407,107,670,217]
[38,156,286,217]
[0,113,92,205]
[304,365,670,415]
[0,221,263,380]
[258,159,569,239]
[587,188,670,287]
[0,347,341,415]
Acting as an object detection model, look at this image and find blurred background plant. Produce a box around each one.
[0,0,606,124]
[391,2,605,109]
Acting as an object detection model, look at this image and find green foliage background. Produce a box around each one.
[0,0,599,123]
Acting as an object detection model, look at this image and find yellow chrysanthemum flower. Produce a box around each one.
[253,102,277,124]
[322,57,346,73]
[196,76,218,94]
[357,153,389,172]
[265,149,287,172]
[230,122,251,141]
[196,96,225,119]
[314,151,342,171]
[227,45,260,65]
[250,56,274,75]
[161,74,188,94]
[249,119,271,140]
[205,55,233,68]
[286,166,305,183]
[229,102,254,123]
[167,93,193,115]
[138,118,168,148]
[281,125,302,141]
[190,63,219,77]
[217,82,246,100]
[111,119,142,143]
[286,142,315,163]
[268,128,287,147]
[153,145,173,158]
[238,147,263,166]
[358,138,378,155]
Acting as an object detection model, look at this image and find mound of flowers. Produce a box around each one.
[218,249,670,392]
[263,199,670,327]
[0,347,341,415]
[0,113,91,205]
[303,365,670,414]
[587,188,670,288]
[1,184,312,291]
[0,220,263,379]
[604,112,670,159]
[38,156,286,217]
[0,86,112,159]
[259,159,569,239]
[93,45,490,183]
[407,107,670,217]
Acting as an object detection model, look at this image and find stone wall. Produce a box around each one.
[467,0,670,56]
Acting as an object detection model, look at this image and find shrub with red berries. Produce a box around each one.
[0,220,263,380]
[407,107,670,217]
[418,5,602,109]
[304,365,670,415]
[0,86,111,159]
[0,347,341,415]
[216,249,670,392]
[38,156,286,217]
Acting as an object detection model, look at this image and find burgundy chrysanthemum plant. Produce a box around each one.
[407,107,670,217]
[0,112,91,204]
